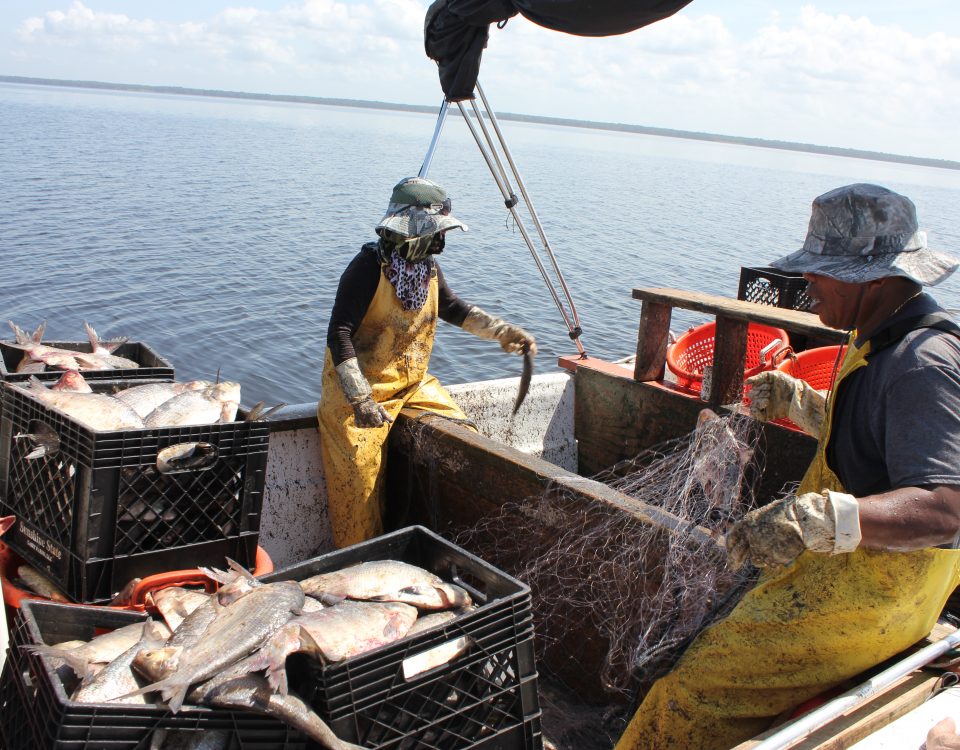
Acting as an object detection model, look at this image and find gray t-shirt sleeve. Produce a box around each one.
[885,363,960,488]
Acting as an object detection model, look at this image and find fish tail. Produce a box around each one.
[32,321,46,344]
[8,321,29,345]
[22,645,91,679]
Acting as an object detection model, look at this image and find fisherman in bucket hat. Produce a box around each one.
[317,176,536,548]
[618,184,960,750]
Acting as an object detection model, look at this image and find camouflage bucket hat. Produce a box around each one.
[770,183,958,286]
[376,177,467,240]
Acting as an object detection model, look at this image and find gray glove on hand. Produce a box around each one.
[334,357,393,428]
[462,307,537,355]
[725,490,861,570]
[745,370,826,438]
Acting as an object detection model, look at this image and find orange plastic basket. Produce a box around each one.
[776,345,848,390]
[666,321,790,392]
[0,539,274,614]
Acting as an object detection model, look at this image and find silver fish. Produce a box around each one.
[156,442,217,473]
[17,564,69,601]
[129,580,304,712]
[513,343,534,415]
[14,421,61,459]
[299,560,473,610]
[114,381,212,419]
[72,619,169,704]
[150,587,212,633]
[255,601,418,693]
[190,659,367,750]
[7,320,82,370]
[26,620,155,679]
[144,382,241,428]
[22,378,145,431]
[82,322,140,369]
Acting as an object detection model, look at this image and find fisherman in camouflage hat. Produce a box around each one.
[618,184,960,750]
[318,176,536,548]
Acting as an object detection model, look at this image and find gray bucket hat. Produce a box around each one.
[376,177,467,240]
[770,183,958,286]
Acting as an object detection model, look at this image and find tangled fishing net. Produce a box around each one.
[457,410,763,704]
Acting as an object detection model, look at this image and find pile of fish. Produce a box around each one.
[25,559,476,750]
[6,320,141,373]
[14,370,241,432]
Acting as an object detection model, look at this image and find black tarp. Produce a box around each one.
[425,0,694,101]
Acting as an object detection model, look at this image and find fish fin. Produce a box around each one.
[82,321,99,351]
[198,565,232,584]
[0,516,14,536]
[317,593,346,606]
[27,375,49,391]
[32,321,46,344]
[225,558,256,582]
[116,676,187,712]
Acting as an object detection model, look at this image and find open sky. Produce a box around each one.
[2,1,959,162]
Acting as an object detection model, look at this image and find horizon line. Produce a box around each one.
[2,74,957,172]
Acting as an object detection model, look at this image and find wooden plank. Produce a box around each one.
[634,300,672,381]
[732,672,940,750]
[710,315,749,407]
[632,287,845,342]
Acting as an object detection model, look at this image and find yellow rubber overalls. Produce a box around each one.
[317,263,471,549]
[616,338,960,750]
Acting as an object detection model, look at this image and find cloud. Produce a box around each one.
[8,1,960,158]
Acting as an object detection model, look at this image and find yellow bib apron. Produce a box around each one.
[317,265,470,548]
[616,338,960,750]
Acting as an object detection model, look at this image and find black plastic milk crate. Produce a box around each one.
[738,266,812,311]
[0,339,175,384]
[0,381,269,603]
[263,526,543,750]
[0,655,38,750]
[12,600,308,750]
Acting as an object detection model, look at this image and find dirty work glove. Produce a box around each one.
[462,306,537,355]
[725,490,861,570]
[745,370,826,438]
[334,358,393,428]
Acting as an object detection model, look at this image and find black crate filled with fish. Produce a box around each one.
[0,374,270,604]
[0,320,176,384]
[9,600,309,750]
[261,525,543,750]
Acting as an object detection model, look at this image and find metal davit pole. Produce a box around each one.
[455,86,586,357]
[419,100,449,179]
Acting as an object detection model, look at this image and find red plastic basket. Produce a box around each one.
[666,322,790,393]
[776,345,847,390]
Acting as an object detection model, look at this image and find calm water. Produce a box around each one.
[2,82,960,406]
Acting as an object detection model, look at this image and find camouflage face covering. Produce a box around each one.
[770,183,959,286]
[384,252,433,311]
[376,231,442,310]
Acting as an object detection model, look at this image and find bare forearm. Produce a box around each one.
[858,485,960,550]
